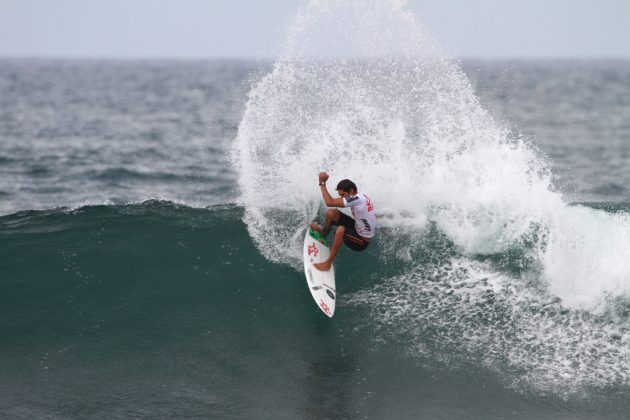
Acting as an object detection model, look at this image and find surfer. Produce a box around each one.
[310,172,376,271]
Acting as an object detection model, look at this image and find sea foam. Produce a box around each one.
[234,0,630,392]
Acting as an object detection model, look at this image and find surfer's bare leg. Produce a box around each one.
[314,225,344,271]
[324,209,341,232]
[310,209,341,237]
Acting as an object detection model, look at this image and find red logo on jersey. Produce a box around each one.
[365,195,374,212]
[308,243,318,257]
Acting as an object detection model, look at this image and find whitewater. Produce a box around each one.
[234,0,630,395]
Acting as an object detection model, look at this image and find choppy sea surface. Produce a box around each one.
[2,4,630,419]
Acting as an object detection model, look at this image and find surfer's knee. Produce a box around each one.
[326,208,340,221]
[335,225,346,236]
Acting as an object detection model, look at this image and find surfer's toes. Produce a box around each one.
[310,223,323,233]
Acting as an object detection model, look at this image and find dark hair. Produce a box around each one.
[336,179,357,193]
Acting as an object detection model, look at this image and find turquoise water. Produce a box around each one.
[2,202,628,418]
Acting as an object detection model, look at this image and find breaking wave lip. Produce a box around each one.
[233,0,630,395]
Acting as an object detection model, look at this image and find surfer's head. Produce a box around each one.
[336,179,357,194]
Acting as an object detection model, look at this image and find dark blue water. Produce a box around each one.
[1,56,630,419]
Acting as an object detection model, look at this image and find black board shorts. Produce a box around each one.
[336,212,370,252]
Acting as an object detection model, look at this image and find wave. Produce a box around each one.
[232,0,630,395]
[2,200,630,398]
[0,155,14,164]
[234,0,630,311]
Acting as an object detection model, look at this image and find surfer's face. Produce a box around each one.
[336,189,355,198]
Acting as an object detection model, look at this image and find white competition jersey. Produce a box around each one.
[342,193,376,238]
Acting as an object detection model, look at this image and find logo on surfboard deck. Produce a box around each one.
[326,289,336,300]
[319,300,332,316]
[307,243,318,257]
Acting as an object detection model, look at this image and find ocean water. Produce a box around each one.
[2,2,630,419]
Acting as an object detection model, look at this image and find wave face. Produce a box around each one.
[1,202,337,418]
[2,201,630,418]
[234,0,630,396]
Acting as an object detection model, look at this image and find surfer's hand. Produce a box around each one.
[319,172,329,183]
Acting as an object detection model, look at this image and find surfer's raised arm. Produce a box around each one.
[318,172,344,207]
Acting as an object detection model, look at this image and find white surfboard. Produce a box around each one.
[303,227,336,317]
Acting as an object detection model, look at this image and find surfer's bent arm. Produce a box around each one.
[320,185,344,207]
[319,172,344,207]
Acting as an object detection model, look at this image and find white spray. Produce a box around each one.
[233,0,630,391]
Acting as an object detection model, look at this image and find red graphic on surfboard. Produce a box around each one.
[319,300,331,316]
[304,228,336,317]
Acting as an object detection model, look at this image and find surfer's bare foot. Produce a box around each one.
[313,260,332,271]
